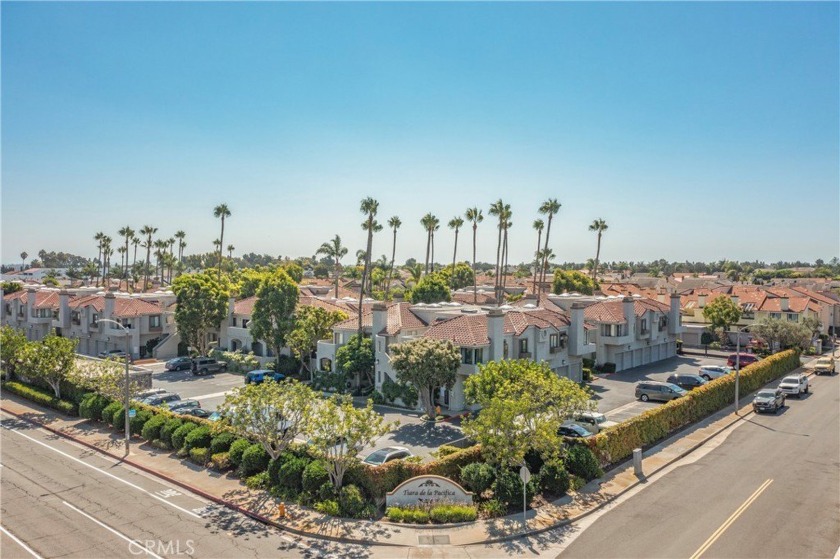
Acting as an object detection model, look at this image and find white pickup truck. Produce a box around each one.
[778,374,809,398]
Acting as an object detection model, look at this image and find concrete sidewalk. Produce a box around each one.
[0,386,781,547]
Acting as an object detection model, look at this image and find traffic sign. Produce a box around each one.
[128,409,136,418]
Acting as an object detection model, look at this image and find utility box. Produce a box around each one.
[633,448,643,476]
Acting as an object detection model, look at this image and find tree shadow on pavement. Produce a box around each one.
[388,421,463,448]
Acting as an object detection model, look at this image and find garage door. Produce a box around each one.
[642,347,651,365]
[633,349,642,368]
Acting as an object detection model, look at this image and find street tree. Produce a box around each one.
[19,333,78,398]
[335,334,375,385]
[306,396,393,489]
[251,268,299,364]
[219,380,315,460]
[408,273,451,304]
[287,306,348,376]
[0,325,29,379]
[389,337,461,419]
[750,318,811,352]
[172,272,230,356]
[437,262,475,291]
[702,295,742,342]
[70,358,145,401]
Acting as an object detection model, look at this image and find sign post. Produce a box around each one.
[519,464,531,533]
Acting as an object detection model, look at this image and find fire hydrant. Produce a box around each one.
[277,502,286,518]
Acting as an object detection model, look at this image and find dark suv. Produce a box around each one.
[666,373,708,391]
[752,388,785,414]
[191,357,227,375]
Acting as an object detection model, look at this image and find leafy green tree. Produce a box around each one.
[288,306,348,375]
[280,262,303,283]
[409,273,451,304]
[313,263,330,279]
[70,358,144,401]
[463,360,593,467]
[1,281,22,294]
[389,338,461,419]
[0,325,29,378]
[218,379,314,460]
[234,268,271,298]
[702,296,742,341]
[172,272,230,356]
[750,318,811,352]
[552,270,598,295]
[251,268,299,362]
[335,334,374,385]
[306,396,394,489]
[800,316,822,338]
[19,332,78,398]
[437,263,475,291]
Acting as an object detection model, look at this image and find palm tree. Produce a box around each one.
[316,235,348,298]
[130,235,140,291]
[94,232,105,286]
[429,215,440,274]
[538,199,561,304]
[532,219,544,296]
[589,218,609,280]
[174,230,186,264]
[166,237,176,283]
[154,239,168,281]
[420,213,436,276]
[101,236,113,287]
[20,251,28,271]
[358,197,381,338]
[448,217,464,286]
[227,244,235,260]
[140,225,157,292]
[465,207,483,303]
[488,200,507,303]
[116,246,127,282]
[385,216,401,301]
[118,226,134,287]
[500,211,512,298]
[213,203,231,280]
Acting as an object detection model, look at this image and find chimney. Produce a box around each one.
[780,297,789,312]
[488,309,505,361]
[568,302,587,355]
[698,294,707,308]
[622,296,635,337]
[104,292,116,323]
[228,297,236,326]
[657,288,667,304]
[372,302,388,337]
[25,287,37,321]
[58,290,71,328]
[668,294,682,335]
[731,295,740,307]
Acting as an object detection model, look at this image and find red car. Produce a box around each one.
[727,353,759,368]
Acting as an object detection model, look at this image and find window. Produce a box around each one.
[659,316,668,331]
[149,315,161,329]
[52,309,59,319]
[550,333,559,348]
[119,318,132,329]
[91,313,99,326]
[242,318,250,328]
[787,313,798,322]
[503,340,509,359]
[4,304,11,315]
[377,370,381,383]
[519,338,529,354]
[770,313,781,320]
[461,347,473,365]
[600,324,613,337]
[232,317,237,327]
[334,332,341,345]
[640,318,648,333]
[36,308,51,318]
[585,329,594,345]
[71,311,81,325]
[474,348,484,364]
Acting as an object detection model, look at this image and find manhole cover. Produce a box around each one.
[418,535,450,545]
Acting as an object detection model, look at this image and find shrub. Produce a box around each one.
[210,452,231,471]
[209,432,237,455]
[582,368,593,382]
[110,405,126,428]
[460,462,495,494]
[273,354,301,376]
[599,362,616,374]
[101,401,122,426]
[171,422,198,451]
[385,506,404,522]
[388,507,430,524]
[317,482,336,502]
[129,409,153,435]
[1,381,78,416]
[159,418,184,448]
[151,439,170,451]
[566,445,602,481]
[184,426,212,452]
[370,390,385,405]
[141,414,168,441]
[228,438,251,469]
[539,460,570,495]
[245,471,270,490]
[79,393,110,420]
[302,460,330,495]
[569,474,586,491]
[582,357,595,369]
[424,445,483,483]
[492,469,537,506]
[189,447,209,465]
[314,500,340,516]
[381,378,419,408]
[275,455,308,494]
[239,444,270,477]
[429,504,477,523]
[434,445,461,459]
[338,484,366,518]
[480,498,506,518]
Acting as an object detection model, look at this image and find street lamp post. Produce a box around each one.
[733,325,751,415]
[100,319,131,455]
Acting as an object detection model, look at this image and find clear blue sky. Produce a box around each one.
[2,2,838,267]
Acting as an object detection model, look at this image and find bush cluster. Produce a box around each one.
[184,426,212,452]
[460,462,495,494]
[3,381,78,415]
[79,393,110,420]
[228,438,251,468]
[141,414,168,441]
[565,445,602,481]
[171,422,198,451]
[381,378,419,409]
[160,418,184,448]
[539,460,570,495]
[239,444,270,477]
[386,503,477,524]
[209,432,237,455]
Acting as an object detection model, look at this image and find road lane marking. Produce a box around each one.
[189,391,232,400]
[62,501,164,559]
[1,421,201,519]
[0,525,44,559]
[690,479,773,559]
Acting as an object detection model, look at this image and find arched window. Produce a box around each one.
[320,358,332,372]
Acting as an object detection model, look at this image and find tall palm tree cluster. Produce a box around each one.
[315,197,609,311]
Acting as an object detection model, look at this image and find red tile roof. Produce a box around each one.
[584,297,670,324]
[423,308,570,347]
[334,302,427,336]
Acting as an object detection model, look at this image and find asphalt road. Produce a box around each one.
[558,371,840,559]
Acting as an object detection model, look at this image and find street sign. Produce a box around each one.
[128,409,136,418]
[519,465,531,484]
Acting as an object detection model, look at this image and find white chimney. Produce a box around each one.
[568,302,586,355]
[372,302,388,336]
[780,297,789,312]
[698,294,707,308]
[58,290,71,328]
[668,294,682,335]
[622,296,635,337]
[488,309,505,361]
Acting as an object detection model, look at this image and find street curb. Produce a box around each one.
[0,405,406,548]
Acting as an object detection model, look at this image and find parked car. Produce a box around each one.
[141,392,181,406]
[207,411,223,422]
[191,357,227,375]
[363,446,413,466]
[557,421,594,438]
[813,357,836,376]
[778,374,809,398]
[244,370,286,385]
[698,364,733,381]
[178,408,213,419]
[98,349,132,362]
[165,357,193,371]
[574,411,618,434]
[666,373,708,391]
[167,399,200,412]
[134,388,168,401]
[727,353,759,368]
[752,388,785,414]
[635,381,687,403]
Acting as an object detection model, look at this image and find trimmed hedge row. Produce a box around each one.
[586,349,801,466]
[2,381,78,416]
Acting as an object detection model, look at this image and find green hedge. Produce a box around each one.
[79,393,111,420]
[2,381,78,416]
[141,414,167,441]
[587,349,801,466]
[171,422,198,451]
